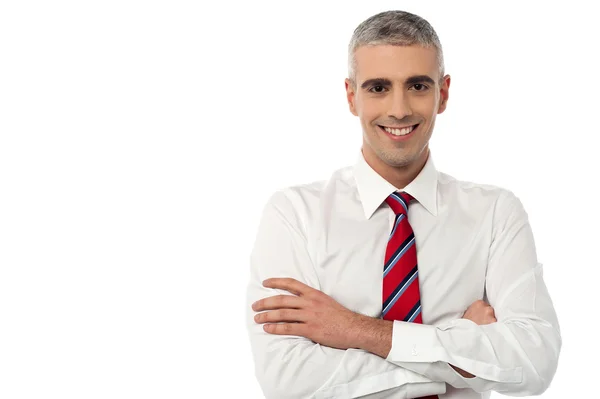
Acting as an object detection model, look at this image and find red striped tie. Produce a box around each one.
[382,192,438,399]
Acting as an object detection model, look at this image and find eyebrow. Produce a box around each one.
[360,75,436,89]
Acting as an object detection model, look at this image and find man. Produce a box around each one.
[246,10,561,399]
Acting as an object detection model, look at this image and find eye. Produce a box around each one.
[411,83,429,91]
[368,85,387,93]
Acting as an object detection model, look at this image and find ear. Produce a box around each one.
[345,78,358,116]
[437,74,451,114]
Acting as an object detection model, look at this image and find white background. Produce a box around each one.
[0,1,597,398]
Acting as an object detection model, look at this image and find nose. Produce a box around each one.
[388,89,413,120]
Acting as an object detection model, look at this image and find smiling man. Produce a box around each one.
[349,43,445,191]
[246,10,561,399]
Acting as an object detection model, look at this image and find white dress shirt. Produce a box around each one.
[246,149,561,399]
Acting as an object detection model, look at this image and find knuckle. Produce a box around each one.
[311,289,324,298]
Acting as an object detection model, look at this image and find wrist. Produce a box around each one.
[353,314,394,358]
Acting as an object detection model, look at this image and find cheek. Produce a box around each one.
[358,99,381,122]
[412,97,438,118]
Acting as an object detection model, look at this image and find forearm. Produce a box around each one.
[249,293,447,398]
[355,315,473,378]
[382,317,560,395]
[249,319,446,398]
[354,306,560,394]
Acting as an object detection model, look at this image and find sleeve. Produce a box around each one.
[383,190,562,395]
[246,190,447,399]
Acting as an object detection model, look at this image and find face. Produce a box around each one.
[345,44,450,173]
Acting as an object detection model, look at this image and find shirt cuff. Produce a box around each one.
[385,321,446,363]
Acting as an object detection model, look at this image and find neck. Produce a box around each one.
[362,145,429,189]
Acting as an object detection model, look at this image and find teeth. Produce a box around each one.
[383,125,415,136]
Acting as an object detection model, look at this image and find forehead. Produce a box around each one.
[354,44,438,83]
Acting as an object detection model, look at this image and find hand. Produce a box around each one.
[462,299,497,325]
[251,278,362,350]
[450,299,497,378]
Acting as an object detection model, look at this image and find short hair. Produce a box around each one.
[348,10,445,87]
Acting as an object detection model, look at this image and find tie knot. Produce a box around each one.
[385,192,413,215]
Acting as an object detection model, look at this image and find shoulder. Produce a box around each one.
[437,171,528,224]
[438,171,522,203]
[438,170,510,196]
[262,164,353,230]
[266,164,353,209]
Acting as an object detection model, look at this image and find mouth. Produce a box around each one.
[377,124,419,141]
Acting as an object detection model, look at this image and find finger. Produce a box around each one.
[263,322,306,337]
[262,278,314,297]
[252,295,306,311]
[255,309,309,324]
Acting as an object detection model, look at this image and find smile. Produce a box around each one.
[377,124,419,140]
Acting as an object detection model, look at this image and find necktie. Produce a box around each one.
[382,192,438,399]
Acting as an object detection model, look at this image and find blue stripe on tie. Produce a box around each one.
[389,192,408,213]
[407,304,421,322]
[383,236,415,277]
[382,269,418,316]
[389,213,405,238]
[383,265,418,309]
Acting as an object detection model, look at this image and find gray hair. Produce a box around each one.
[348,10,445,87]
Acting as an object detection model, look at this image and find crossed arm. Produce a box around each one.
[252,279,497,365]
[246,190,561,398]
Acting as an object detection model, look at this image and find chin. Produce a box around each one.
[377,149,415,167]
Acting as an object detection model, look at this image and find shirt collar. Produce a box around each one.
[353,148,439,219]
